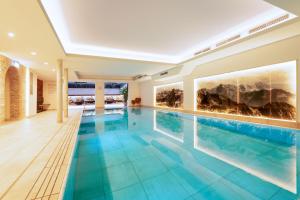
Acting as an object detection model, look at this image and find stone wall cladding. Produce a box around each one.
[6,67,20,120]
[0,55,10,122]
[0,55,26,122]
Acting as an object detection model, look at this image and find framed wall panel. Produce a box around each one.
[195,61,296,121]
[154,82,183,109]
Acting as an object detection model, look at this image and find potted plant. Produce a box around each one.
[120,87,128,106]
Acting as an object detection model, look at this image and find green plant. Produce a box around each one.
[120,86,128,106]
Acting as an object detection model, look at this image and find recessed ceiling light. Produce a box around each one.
[8,32,15,38]
[44,62,49,65]
[31,52,37,56]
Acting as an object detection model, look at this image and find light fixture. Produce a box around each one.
[12,60,20,68]
[8,32,15,38]
[52,68,56,72]
[31,52,37,56]
[7,32,15,38]
[44,62,49,65]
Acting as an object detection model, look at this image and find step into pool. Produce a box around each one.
[63,107,300,200]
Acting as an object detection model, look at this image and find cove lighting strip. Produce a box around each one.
[41,0,296,63]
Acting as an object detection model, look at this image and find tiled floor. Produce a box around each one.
[0,109,81,200]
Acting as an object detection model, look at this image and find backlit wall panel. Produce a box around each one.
[195,61,296,120]
[154,82,184,109]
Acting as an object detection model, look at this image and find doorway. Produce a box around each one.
[68,82,96,110]
[104,82,128,109]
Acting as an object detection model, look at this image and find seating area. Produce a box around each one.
[131,98,142,106]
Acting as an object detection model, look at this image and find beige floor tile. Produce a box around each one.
[0,109,81,200]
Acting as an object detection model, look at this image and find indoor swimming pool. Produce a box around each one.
[63,107,299,200]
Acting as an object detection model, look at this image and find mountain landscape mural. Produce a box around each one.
[196,63,296,120]
[156,83,184,108]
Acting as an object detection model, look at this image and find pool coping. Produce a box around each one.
[57,112,82,200]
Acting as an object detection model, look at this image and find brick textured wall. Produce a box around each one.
[0,55,26,122]
[0,55,10,122]
[6,67,20,120]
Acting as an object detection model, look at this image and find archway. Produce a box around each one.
[5,67,20,120]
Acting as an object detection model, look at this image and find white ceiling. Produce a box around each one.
[64,55,174,79]
[0,0,64,81]
[0,0,295,81]
[0,0,174,81]
[41,0,287,63]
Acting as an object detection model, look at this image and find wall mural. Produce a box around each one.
[195,61,296,120]
[155,82,184,108]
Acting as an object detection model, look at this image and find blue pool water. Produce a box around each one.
[64,108,300,200]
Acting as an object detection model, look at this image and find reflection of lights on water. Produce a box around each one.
[104,109,124,115]
[153,110,184,143]
[195,110,296,123]
[193,116,296,193]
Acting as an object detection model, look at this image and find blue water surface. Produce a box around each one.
[64,107,300,200]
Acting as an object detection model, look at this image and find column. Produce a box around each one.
[183,77,194,112]
[297,59,300,127]
[95,81,104,109]
[296,58,300,198]
[63,68,68,118]
[56,59,63,123]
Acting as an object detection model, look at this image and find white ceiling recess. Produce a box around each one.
[0,0,297,82]
[41,0,292,63]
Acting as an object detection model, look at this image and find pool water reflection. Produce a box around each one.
[64,108,300,200]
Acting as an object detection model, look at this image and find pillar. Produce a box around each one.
[0,56,9,123]
[183,77,194,112]
[63,68,68,118]
[18,65,26,119]
[95,81,104,109]
[56,59,63,123]
[297,59,300,127]
[296,58,300,198]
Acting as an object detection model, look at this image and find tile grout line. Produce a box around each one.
[57,114,82,200]
[47,120,79,199]
[27,119,74,200]
[33,118,78,199]
[50,115,81,200]
[38,122,75,199]
[0,116,75,200]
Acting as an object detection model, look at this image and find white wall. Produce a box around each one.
[140,81,153,107]
[43,81,57,110]
[139,34,300,122]
[128,81,140,106]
